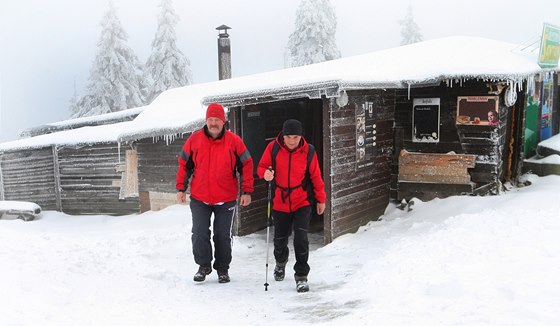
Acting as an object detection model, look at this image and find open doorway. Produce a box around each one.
[241,98,324,233]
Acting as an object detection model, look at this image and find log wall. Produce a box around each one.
[325,90,395,242]
[393,81,508,201]
[0,147,59,210]
[57,144,139,215]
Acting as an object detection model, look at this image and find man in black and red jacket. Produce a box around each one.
[176,103,254,284]
[257,119,326,293]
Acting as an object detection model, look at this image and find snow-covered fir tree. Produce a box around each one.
[145,0,192,103]
[286,0,341,67]
[73,2,146,118]
[399,4,423,46]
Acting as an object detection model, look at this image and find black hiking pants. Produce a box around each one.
[189,197,236,272]
[272,206,312,277]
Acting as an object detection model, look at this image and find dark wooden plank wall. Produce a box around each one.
[326,90,395,241]
[0,147,59,210]
[136,136,187,194]
[393,81,507,200]
[57,144,139,215]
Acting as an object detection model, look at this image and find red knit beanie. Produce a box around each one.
[206,103,226,122]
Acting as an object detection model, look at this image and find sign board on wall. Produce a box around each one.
[456,96,499,126]
[538,23,560,68]
[412,98,440,143]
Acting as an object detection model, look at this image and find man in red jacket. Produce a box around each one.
[176,103,254,284]
[257,119,326,293]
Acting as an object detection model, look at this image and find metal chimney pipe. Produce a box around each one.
[216,25,232,80]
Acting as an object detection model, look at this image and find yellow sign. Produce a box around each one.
[538,23,560,68]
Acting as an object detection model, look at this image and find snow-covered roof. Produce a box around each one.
[0,121,133,152]
[203,36,551,105]
[117,36,556,142]
[19,106,146,138]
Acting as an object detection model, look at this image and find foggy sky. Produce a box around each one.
[1,0,559,142]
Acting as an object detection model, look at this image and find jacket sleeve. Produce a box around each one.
[309,151,326,204]
[176,137,194,192]
[257,141,274,179]
[236,136,254,194]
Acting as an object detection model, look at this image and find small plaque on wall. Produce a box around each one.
[412,98,440,143]
[356,101,377,170]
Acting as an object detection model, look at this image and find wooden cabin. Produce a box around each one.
[0,123,139,215]
[201,77,538,243]
[197,37,559,243]
[2,36,559,244]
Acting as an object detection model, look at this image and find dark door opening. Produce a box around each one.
[241,98,324,232]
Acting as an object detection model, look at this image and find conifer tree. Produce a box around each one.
[145,0,192,103]
[399,4,423,46]
[73,1,146,118]
[286,0,341,67]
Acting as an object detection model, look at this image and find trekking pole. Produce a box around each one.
[264,166,273,291]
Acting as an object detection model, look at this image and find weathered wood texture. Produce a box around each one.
[57,144,139,215]
[0,147,59,210]
[326,90,395,241]
[393,81,507,201]
[135,135,188,197]
[398,150,476,184]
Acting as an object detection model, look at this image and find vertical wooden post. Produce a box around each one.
[52,145,62,211]
[323,99,333,244]
[0,154,5,201]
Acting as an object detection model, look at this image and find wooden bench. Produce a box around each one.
[0,200,42,221]
[398,150,476,201]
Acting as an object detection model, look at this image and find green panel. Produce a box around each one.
[524,93,540,156]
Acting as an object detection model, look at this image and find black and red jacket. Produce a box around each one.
[176,126,254,204]
[257,134,326,213]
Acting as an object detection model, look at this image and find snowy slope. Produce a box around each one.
[1,174,559,325]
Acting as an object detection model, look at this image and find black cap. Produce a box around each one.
[282,119,302,136]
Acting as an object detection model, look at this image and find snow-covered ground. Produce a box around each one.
[1,174,559,325]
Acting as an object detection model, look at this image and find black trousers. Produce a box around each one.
[272,206,312,277]
[189,197,236,271]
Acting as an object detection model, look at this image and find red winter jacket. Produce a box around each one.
[257,134,326,213]
[176,126,254,204]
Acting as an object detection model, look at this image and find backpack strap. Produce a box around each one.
[271,142,280,173]
[271,142,314,174]
[305,144,315,183]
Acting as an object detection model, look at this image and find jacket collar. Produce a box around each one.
[203,125,226,140]
[275,132,306,153]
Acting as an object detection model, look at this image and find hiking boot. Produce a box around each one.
[274,261,286,281]
[193,265,212,282]
[218,269,230,283]
[295,275,309,293]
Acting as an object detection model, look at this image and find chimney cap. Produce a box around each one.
[216,24,231,31]
[216,25,231,37]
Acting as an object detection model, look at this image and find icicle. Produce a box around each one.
[118,141,121,164]
[407,83,411,100]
